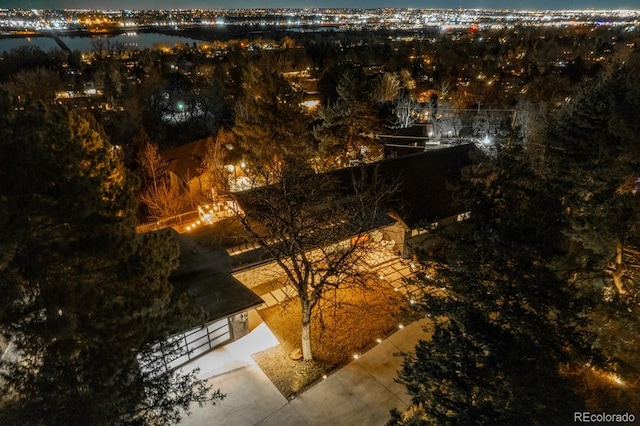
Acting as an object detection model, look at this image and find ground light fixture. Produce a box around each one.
[607,372,626,387]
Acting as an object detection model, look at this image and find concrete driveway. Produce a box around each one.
[179,318,432,426]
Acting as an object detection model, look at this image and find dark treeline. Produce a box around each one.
[1,24,634,222]
[0,24,631,150]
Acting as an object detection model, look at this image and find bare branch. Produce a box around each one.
[231,156,399,360]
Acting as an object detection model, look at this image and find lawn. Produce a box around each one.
[252,275,408,397]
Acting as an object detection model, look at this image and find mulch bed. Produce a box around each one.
[253,276,408,397]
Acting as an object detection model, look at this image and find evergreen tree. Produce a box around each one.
[545,57,640,293]
[0,96,218,425]
[393,58,640,423]
[543,57,640,410]
[314,67,383,169]
[391,136,592,425]
[232,64,314,172]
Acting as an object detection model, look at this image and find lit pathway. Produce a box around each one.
[179,317,432,426]
[374,257,423,299]
[179,252,429,426]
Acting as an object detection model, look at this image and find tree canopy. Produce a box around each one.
[232,156,397,361]
[232,64,314,171]
[0,95,217,425]
[543,57,640,410]
[391,136,591,425]
[391,58,640,424]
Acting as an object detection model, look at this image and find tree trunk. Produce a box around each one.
[612,239,627,295]
[347,125,354,158]
[301,301,313,361]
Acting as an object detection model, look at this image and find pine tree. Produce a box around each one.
[543,57,640,410]
[314,67,383,169]
[545,58,640,294]
[0,96,218,425]
[232,65,314,171]
[391,136,592,425]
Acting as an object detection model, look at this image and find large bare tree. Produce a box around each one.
[232,156,396,361]
[138,139,185,219]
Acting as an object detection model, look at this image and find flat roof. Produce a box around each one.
[228,211,397,272]
[329,144,479,229]
[170,224,263,323]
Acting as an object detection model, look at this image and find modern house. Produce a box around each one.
[144,143,478,371]
[335,143,478,256]
[231,143,478,289]
[161,138,210,199]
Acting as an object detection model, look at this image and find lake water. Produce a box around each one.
[0,32,201,54]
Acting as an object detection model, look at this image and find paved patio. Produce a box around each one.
[256,256,421,310]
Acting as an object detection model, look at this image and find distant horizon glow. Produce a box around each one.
[2,1,640,12]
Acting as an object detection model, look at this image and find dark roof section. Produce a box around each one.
[229,211,397,272]
[162,139,208,182]
[384,144,477,228]
[170,226,263,322]
[394,125,428,137]
[331,144,479,229]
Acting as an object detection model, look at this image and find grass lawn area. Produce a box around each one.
[253,275,408,397]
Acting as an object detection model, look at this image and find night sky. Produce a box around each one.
[2,0,640,10]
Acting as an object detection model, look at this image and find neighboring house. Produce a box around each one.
[162,139,210,198]
[381,125,434,159]
[382,123,468,159]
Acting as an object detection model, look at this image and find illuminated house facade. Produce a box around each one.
[145,144,477,371]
